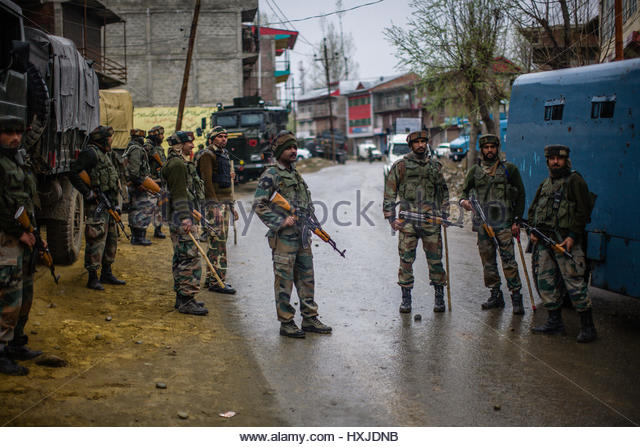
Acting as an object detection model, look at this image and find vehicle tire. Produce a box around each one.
[47,187,84,265]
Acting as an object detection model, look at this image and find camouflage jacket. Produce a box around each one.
[383,152,449,220]
[0,147,37,238]
[124,139,151,185]
[146,140,166,180]
[253,161,314,238]
[69,143,120,204]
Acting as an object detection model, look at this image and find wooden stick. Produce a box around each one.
[516,233,536,311]
[443,225,452,311]
[231,160,237,245]
[187,231,225,288]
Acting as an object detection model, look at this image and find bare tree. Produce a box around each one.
[503,0,599,70]
[385,0,510,167]
[308,20,359,89]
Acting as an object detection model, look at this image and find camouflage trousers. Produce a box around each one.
[532,242,591,311]
[270,230,318,322]
[152,185,167,227]
[477,226,522,292]
[0,234,33,344]
[84,204,118,272]
[170,226,202,299]
[128,188,154,230]
[204,203,230,285]
[397,223,446,288]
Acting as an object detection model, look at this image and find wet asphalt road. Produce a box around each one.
[219,160,640,427]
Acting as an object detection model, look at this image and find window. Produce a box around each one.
[215,114,238,128]
[240,113,264,126]
[544,98,565,121]
[591,95,616,119]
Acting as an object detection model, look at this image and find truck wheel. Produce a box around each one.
[47,188,84,265]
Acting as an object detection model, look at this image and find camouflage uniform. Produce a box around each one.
[460,148,526,312]
[195,140,234,291]
[124,133,153,241]
[161,139,206,312]
[254,161,319,323]
[146,129,167,233]
[0,128,40,374]
[528,145,596,342]
[69,131,122,287]
[383,149,449,311]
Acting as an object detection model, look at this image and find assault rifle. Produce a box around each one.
[469,196,499,246]
[191,209,220,237]
[78,170,131,240]
[398,210,463,228]
[14,206,60,284]
[516,218,574,260]
[269,191,346,258]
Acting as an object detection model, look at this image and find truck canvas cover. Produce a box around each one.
[99,89,133,149]
[25,27,99,133]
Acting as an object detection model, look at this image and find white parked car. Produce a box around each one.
[434,142,450,158]
[383,134,410,178]
[296,147,312,160]
[357,143,382,161]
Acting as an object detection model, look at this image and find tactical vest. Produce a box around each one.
[86,145,119,194]
[195,146,232,192]
[273,166,312,210]
[123,142,151,181]
[0,150,37,221]
[473,162,518,225]
[147,143,166,179]
[397,157,441,210]
[532,174,575,232]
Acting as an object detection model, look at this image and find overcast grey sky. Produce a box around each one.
[258,0,414,93]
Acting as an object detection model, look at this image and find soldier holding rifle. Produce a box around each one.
[460,134,526,314]
[69,126,126,291]
[146,125,167,239]
[254,131,332,338]
[0,116,44,375]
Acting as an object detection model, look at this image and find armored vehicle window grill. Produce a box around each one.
[591,95,616,119]
[544,98,565,121]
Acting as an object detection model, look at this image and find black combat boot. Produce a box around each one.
[87,269,104,290]
[399,287,412,313]
[576,309,597,343]
[279,320,305,338]
[302,316,332,334]
[7,318,42,360]
[176,295,209,316]
[532,308,565,334]
[153,225,166,239]
[100,264,126,285]
[511,290,525,315]
[0,345,28,376]
[174,295,204,309]
[433,285,445,312]
[131,228,152,246]
[209,282,236,294]
[481,287,505,310]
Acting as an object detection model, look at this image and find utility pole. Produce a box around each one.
[316,38,338,162]
[257,10,262,97]
[176,0,201,131]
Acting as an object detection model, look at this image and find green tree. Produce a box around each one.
[385,0,509,167]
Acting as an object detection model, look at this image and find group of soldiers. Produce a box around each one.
[0,115,598,375]
[383,130,597,344]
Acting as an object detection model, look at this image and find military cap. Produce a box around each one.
[272,130,297,159]
[407,130,428,144]
[130,128,146,138]
[479,134,500,147]
[147,125,164,136]
[89,125,114,142]
[0,116,26,133]
[208,125,227,141]
[544,144,570,157]
[167,130,195,146]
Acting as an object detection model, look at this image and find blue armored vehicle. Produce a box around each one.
[506,59,640,298]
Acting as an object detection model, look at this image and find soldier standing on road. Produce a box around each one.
[253,131,332,338]
[459,134,526,314]
[194,126,238,294]
[146,125,167,239]
[124,129,153,246]
[528,145,597,343]
[0,116,43,375]
[383,130,449,313]
[69,126,126,291]
[161,131,208,316]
